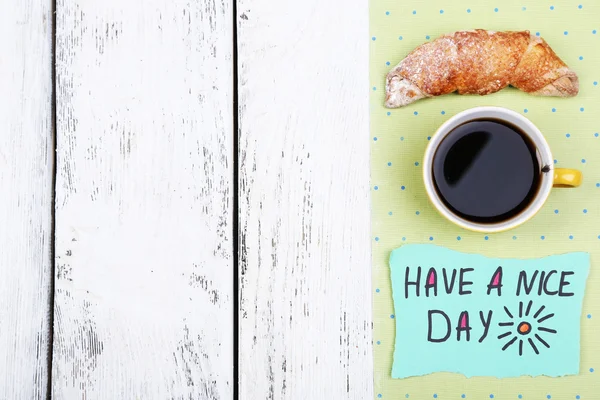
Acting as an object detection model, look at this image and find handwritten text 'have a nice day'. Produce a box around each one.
[403,266,575,343]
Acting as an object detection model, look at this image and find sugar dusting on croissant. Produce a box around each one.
[385,29,579,108]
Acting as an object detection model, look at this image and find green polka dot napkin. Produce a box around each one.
[370,1,599,399]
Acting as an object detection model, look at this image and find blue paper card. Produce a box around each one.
[390,244,590,379]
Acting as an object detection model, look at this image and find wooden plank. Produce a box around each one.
[53,0,234,397]
[0,2,53,398]
[237,0,373,398]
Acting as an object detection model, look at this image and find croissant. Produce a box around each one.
[385,29,579,108]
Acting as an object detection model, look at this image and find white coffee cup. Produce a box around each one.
[423,106,582,233]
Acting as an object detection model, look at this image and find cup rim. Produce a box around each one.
[423,106,554,233]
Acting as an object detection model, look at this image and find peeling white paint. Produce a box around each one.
[0,1,54,398]
[53,0,234,397]
[237,0,373,398]
[4,0,372,396]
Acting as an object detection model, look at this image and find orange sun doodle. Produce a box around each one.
[497,300,557,356]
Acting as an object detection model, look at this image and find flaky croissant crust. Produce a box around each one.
[385,30,579,108]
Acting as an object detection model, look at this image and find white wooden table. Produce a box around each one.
[1,0,372,398]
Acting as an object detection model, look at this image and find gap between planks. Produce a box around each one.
[47,0,58,397]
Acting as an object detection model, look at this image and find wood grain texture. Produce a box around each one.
[53,0,234,397]
[0,1,53,398]
[237,0,373,398]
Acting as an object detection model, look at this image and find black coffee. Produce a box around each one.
[432,119,542,223]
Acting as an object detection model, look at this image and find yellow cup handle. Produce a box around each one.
[553,168,583,188]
